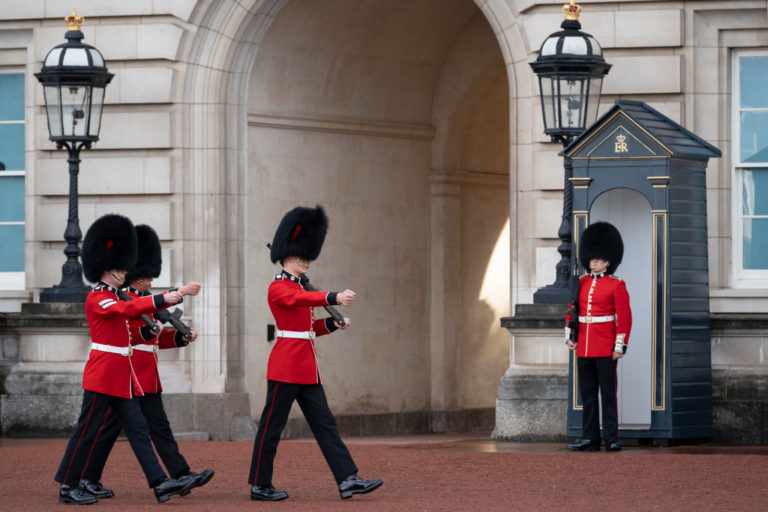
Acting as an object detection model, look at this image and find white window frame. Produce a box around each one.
[0,68,26,290]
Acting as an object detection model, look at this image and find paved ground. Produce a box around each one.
[2,434,767,511]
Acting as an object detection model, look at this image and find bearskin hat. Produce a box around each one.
[82,214,137,283]
[270,205,329,264]
[124,224,162,284]
[579,221,624,275]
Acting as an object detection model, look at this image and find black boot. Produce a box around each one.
[338,474,383,499]
[566,439,601,452]
[250,485,289,501]
[79,479,114,499]
[59,484,99,505]
[187,469,215,489]
[605,441,622,451]
[154,476,196,503]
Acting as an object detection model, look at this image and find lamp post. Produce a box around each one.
[35,10,113,302]
[530,0,610,303]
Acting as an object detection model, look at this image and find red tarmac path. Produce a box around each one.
[1,433,767,511]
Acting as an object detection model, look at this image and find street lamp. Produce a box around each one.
[35,10,113,302]
[530,0,610,303]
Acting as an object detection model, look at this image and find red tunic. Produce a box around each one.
[565,273,632,358]
[81,284,170,398]
[125,289,184,394]
[266,272,337,384]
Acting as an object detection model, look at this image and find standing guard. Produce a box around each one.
[77,224,214,499]
[54,214,194,504]
[565,222,632,452]
[248,205,383,501]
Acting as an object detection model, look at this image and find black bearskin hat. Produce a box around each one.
[82,214,138,283]
[579,221,624,275]
[270,205,329,264]
[124,224,162,284]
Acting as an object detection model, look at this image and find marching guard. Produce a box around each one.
[54,214,194,504]
[248,205,383,501]
[77,224,214,498]
[565,222,632,452]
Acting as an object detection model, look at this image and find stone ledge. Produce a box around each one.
[0,303,87,329]
[500,303,568,329]
[502,306,768,330]
[711,314,768,330]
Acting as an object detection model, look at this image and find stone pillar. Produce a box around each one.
[429,176,461,431]
[494,304,569,441]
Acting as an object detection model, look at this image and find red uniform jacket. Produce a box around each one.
[125,288,187,394]
[266,271,339,384]
[82,283,171,398]
[565,273,632,358]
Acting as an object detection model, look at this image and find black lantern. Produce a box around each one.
[35,10,113,302]
[530,1,611,146]
[530,1,610,303]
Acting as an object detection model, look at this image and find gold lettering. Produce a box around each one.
[614,142,628,152]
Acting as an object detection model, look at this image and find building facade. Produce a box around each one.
[0,0,767,441]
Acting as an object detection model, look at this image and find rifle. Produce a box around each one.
[136,289,193,339]
[154,307,193,339]
[116,288,161,335]
[567,272,580,343]
[301,276,347,327]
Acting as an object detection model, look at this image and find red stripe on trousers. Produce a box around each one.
[253,382,279,485]
[63,394,97,484]
[81,406,112,480]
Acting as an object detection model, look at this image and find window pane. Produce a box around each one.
[0,73,24,121]
[742,169,768,215]
[0,225,24,272]
[539,76,555,131]
[44,86,62,137]
[61,85,90,137]
[558,77,586,129]
[0,124,25,171]
[743,218,768,269]
[0,176,24,221]
[740,111,768,163]
[740,56,768,109]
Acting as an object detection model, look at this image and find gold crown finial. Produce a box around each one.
[65,9,84,31]
[563,0,582,21]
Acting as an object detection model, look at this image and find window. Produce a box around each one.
[0,71,25,289]
[733,51,768,286]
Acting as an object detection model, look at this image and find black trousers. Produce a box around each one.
[54,390,166,487]
[82,392,190,482]
[577,356,619,443]
[249,381,357,487]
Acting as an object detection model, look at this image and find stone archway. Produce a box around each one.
[179,0,527,433]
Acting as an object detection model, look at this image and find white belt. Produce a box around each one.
[134,344,159,353]
[276,330,315,340]
[579,315,616,324]
[91,342,132,356]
